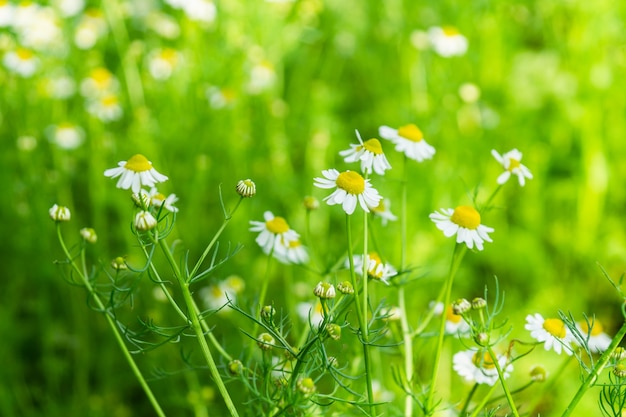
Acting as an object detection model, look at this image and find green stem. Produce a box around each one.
[188,197,243,280]
[467,383,498,417]
[158,238,240,417]
[561,320,626,417]
[362,208,375,416]
[56,224,166,417]
[486,347,520,417]
[424,243,467,415]
[459,383,480,416]
[398,155,414,417]
[345,214,374,412]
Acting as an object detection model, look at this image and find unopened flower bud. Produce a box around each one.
[452,298,471,315]
[134,210,157,231]
[257,333,275,351]
[612,347,626,362]
[236,179,256,197]
[327,356,339,368]
[530,365,548,382]
[112,256,127,270]
[228,359,244,375]
[261,305,275,321]
[474,332,489,346]
[80,227,97,243]
[49,204,71,222]
[303,196,319,211]
[131,190,151,209]
[614,363,626,378]
[314,282,336,299]
[337,281,354,295]
[296,377,316,396]
[472,297,487,310]
[327,324,341,340]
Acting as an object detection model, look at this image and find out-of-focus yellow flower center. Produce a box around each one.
[288,240,302,248]
[543,318,566,339]
[507,159,521,171]
[102,95,119,106]
[336,170,365,194]
[85,8,103,18]
[472,351,496,369]
[224,275,245,293]
[450,206,481,229]
[266,216,290,234]
[446,306,463,324]
[579,320,604,336]
[16,48,33,60]
[363,138,384,155]
[125,154,153,172]
[91,67,112,85]
[397,124,424,142]
[371,199,385,213]
[160,48,178,64]
[442,26,460,36]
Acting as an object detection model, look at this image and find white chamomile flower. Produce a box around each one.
[297,301,324,327]
[350,252,397,285]
[3,47,39,77]
[104,154,169,193]
[577,318,612,354]
[427,26,468,58]
[249,211,300,255]
[86,94,123,122]
[491,149,533,186]
[148,187,179,213]
[313,169,382,215]
[274,239,309,265]
[46,122,84,150]
[445,305,471,336]
[199,275,245,312]
[369,198,397,225]
[453,349,512,386]
[429,206,494,251]
[525,313,574,356]
[379,124,435,162]
[339,130,391,175]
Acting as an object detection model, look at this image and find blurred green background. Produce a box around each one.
[2,0,626,415]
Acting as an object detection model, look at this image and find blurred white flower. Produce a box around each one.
[42,73,77,99]
[3,47,39,77]
[0,1,14,27]
[46,123,85,150]
[200,275,245,311]
[15,6,63,51]
[80,67,119,98]
[247,60,276,94]
[146,11,180,39]
[206,86,236,109]
[53,0,85,17]
[428,26,468,57]
[147,48,180,81]
[453,349,512,386]
[74,9,108,50]
[86,94,123,122]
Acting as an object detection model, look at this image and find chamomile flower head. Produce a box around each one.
[453,349,512,386]
[249,211,300,256]
[49,204,71,222]
[525,313,574,355]
[3,47,39,77]
[80,67,119,98]
[273,238,309,265]
[492,149,533,186]
[147,47,180,81]
[46,122,84,150]
[147,187,179,213]
[104,155,168,193]
[297,301,324,327]
[445,305,471,335]
[427,26,468,58]
[199,275,245,311]
[429,206,494,251]
[134,210,157,231]
[339,130,391,175]
[86,94,123,122]
[313,169,382,215]
[379,124,435,162]
[370,198,397,226]
[350,252,397,285]
[577,318,612,353]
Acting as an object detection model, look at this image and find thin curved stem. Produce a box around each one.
[56,224,166,417]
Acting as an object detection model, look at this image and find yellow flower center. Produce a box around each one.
[210,285,223,298]
[91,67,112,86]
[266,216,290,234]
[224,275,245,293]
[371,199,385,213]
[579,320,604,336]
[472,351,496,369]
[288,240,302,249]
[543,318,566,339]
[446,306,463,324]
[336,171,365,195]
[507,158,521,171]
[450,206,481,229]
[124,154,153,172]
[442,26,460,36]
[102,95,119,106]
[363,138,384,155]
[397,124,424,142]
[16,47,34,60]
